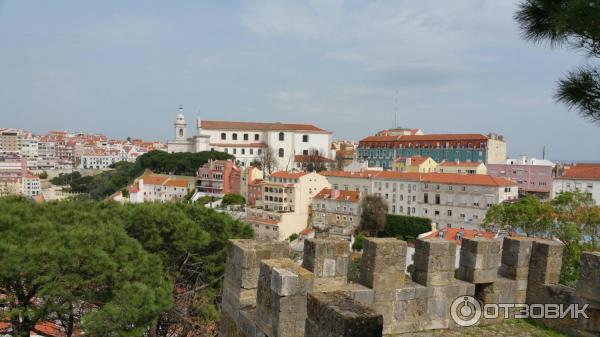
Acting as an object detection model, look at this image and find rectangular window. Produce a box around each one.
[244,134,249,141]
[302,135,309,142]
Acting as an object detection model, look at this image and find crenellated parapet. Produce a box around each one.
[219,236,599,337]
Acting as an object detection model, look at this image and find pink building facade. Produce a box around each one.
[487,161,553,199]
[196,160,240,196]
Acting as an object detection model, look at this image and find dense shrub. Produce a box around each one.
[378,214,432,241]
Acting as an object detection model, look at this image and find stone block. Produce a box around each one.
[457,266,497,284]
[498,264,529,280]
[225,239,290,289]
[501,236,533,268]
[462,237,501,255]
[459,249,499,269]
[359,238,407,290]
[576,252,600,304]
[412,238,456,287]
[307,291,383,337]
[302,238,349,279]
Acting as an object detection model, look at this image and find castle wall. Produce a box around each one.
[220,236,600,337]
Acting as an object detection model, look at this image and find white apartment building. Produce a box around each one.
[321,170,518,230]
[20,173,41,197]
[128,175,195,203]
[79,150,121,169]
[244,171,330,241]
[552,164,600,205]
[166,108,332,169]
[19,138,39,168]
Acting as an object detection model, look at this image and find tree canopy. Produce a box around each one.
[0,197,253,337]
[359,195,388,236]
[221,193,246,207]
[50,151,234,201]
[0,197,172,337]
[516,0,600,123]
[483,192,599,285]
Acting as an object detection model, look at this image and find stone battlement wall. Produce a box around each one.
[219,237,600,337]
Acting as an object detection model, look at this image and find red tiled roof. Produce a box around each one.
[143,175,169,185]
[557,164,600,181]
[394,156,430,165]
[164,179,190,188]
[201,120,329,133]
[321,170,515,187]
[360,133,488,142]
[210,142,267,148]
[314,188,360,202]
[425,228,497,245]
[439,161,483,167]
[270,171,310,179]
[128,184,140,193]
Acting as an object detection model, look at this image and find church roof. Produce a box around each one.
[201,120,330,133]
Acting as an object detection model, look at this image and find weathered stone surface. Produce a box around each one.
[359,237,407,290]
[225,239,290,289]
[576,252,600,304]
[457,238,500,284]
[528,240,564,286]
[302,238,349,279]
[307,291,383,337]
[412,238,456,286]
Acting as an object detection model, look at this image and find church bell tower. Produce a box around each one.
[175,106,187,141]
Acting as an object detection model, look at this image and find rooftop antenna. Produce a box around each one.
[542,145,546,160]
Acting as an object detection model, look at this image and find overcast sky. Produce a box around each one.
[1,0,598,161]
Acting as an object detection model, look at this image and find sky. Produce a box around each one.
[0,0,599,161]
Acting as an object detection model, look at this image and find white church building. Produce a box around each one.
[166,108,333,169]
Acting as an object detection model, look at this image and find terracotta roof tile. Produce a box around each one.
[143,175,169,185]
[360,133,488,142]
[557,164,600,180]
[320,170,515,187]
[201,120,330,133]
[164,179,190,188]
[270,171,310,179]
[294,154,335,163]
[314,188,360,202]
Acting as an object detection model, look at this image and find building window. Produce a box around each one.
[303,135,309,142]
[250,149,254,155]
[447,210,452,216]
[233,149,237,154]
[221,133,226,140]
[279,132,285,141]
[179,129,183,137]
[423,193,429,203]
[241,149,245,155]
[244,134,249,141]
[435,194,440,204]
[303,149,308,155]
[233,133,238,141]
[258,149,262,155]
[278,148,284,157]
[255,134,260,141]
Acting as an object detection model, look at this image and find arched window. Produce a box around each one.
[278,148,284,157]
[278,132,284,141]
[221,133,226,140]
[233,133,238,141]
[179,129,183,137]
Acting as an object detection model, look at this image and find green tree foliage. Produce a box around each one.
[0,197,253,337]
[515,0,600,123]
[483,192,599,286]
[50,151,233,201]
[379,214,432,241]
[0,197,172,337]
[135,151,234,176]
[38,171,48,179]
[221,193,246,207]
[113,202,253,336]
[483,196,554,237]
[351,233,364,252]
[359,195,388,237]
